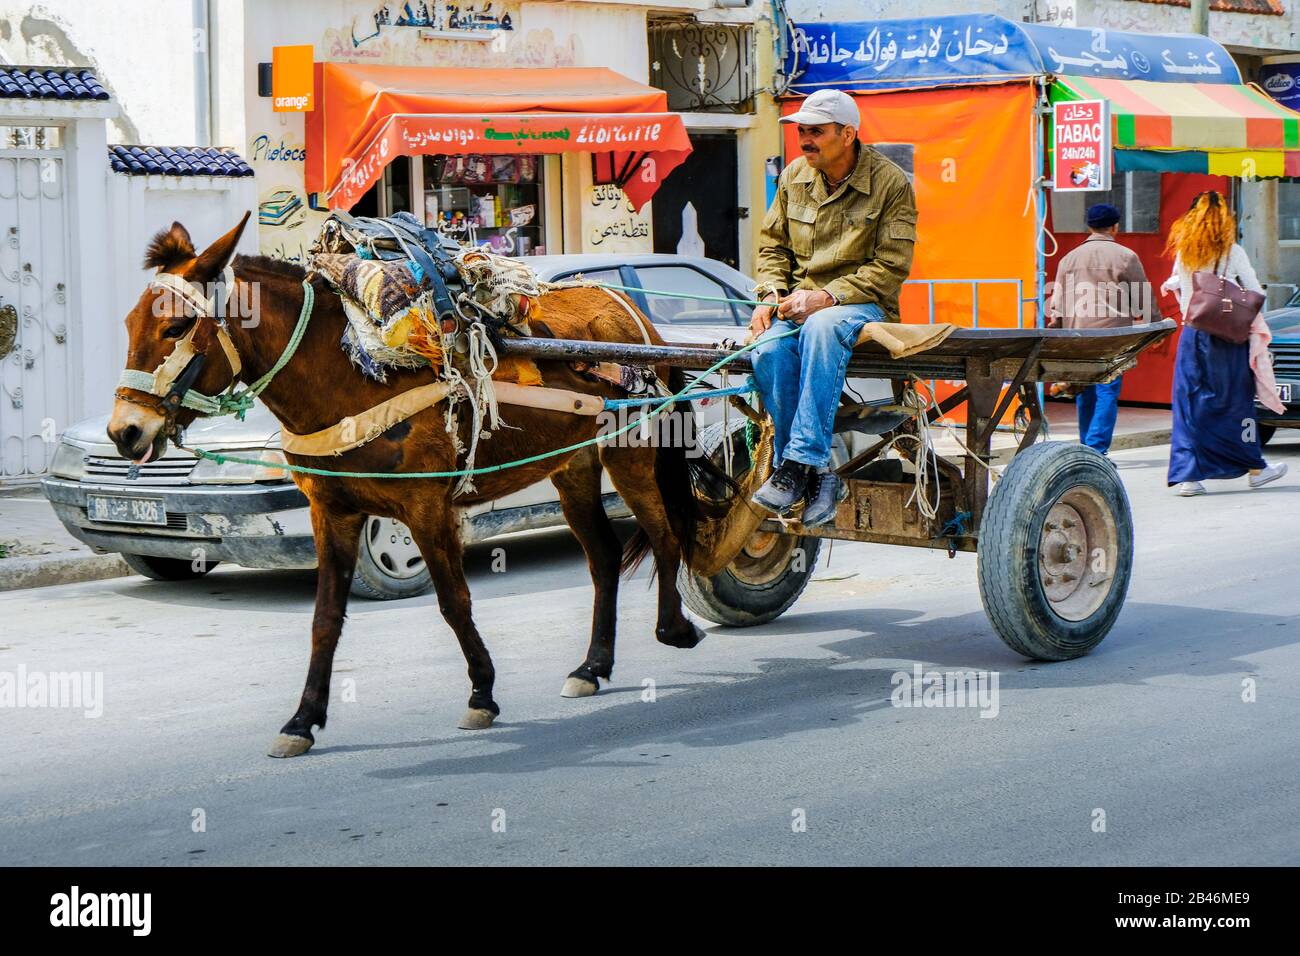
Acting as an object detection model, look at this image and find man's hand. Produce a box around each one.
[749,295,779,338]
[777,289,834,323]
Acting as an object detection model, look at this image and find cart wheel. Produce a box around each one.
[977,442,1133,660]
[678,419,823,627]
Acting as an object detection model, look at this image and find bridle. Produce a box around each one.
[115,266,317,431]
[115,266,242,433]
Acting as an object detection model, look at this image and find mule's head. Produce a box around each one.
[108,213,250,462]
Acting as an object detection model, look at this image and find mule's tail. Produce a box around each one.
[620,368,735,578]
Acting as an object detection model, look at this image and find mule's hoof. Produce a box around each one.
[656,622,706,649]
[267,733,314,758]
[458,708,497,730]
[561,676,599,698]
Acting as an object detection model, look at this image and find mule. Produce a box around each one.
[107,213,715,757]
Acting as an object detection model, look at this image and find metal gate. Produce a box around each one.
[0,130,73,480]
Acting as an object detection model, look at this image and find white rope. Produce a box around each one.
[874,385,941,523]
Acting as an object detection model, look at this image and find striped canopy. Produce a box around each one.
[1052,75,1300,177]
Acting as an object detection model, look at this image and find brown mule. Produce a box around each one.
[107,215,713,757]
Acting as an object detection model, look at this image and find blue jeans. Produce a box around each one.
[1077,375,1123,454]
[749,303,884,468]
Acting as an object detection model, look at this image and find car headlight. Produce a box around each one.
[189,447,289,484]
[50,441,89,480]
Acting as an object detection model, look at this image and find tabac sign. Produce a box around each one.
[272,45,314,112]
[1052,99,1111,191]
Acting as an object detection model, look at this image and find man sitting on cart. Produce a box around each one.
[748,88,918,526]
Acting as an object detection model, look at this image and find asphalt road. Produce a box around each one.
[2,436,1298,866]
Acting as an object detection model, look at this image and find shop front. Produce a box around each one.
[304,63,692,258]
[785,14,1300,405]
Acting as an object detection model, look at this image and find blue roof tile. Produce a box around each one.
[0,66,111,101]
[108,145,255,178]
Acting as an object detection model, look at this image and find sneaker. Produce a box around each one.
[753,460,811,515]
[1248,461,1288,489]
[801,470,844,528]
[1176,481,1206,497]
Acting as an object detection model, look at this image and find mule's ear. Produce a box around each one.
[188,211,252,284]
[143,221,197,271]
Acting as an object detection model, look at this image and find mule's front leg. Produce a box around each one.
[268,505,365,758]
[409,510,500,730]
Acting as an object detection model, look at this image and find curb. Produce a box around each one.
[0,552,130,593]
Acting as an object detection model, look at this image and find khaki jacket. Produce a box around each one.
[755,144,917,320]
[1046,233,1152,329]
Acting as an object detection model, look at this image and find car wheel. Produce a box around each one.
[1259,423,1276,447]
[121,553,219,581]
[350,516,433,600]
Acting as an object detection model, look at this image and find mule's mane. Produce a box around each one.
[233,254,307,281]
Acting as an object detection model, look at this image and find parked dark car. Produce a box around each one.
[1258,292,1300,444]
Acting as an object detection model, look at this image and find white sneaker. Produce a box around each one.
[1248,461,1288,489]
[1176,481,1206,497]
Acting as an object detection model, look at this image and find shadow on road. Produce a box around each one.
[349,599,1296,779]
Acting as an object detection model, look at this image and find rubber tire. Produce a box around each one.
[349,516,433,601]
[122,552,219,581]
[1259,423,1276,447]
[977,441,1133,661]
[677,418,825,627]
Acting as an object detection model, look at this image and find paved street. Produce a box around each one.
[2,436,1297,866]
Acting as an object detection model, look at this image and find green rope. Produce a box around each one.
[587,280,772,309]
[214,279,316,421]
[185,327,793,480]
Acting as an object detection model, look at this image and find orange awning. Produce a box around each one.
[305,64,692,212]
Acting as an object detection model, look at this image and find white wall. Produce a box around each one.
[0,0,197,145]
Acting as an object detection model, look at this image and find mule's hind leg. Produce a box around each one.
[270,504,365,758]
[406,502,500,730]
[599,445,705,650]
[551,447,622,698]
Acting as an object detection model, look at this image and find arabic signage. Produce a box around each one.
[272,45,314,112]
[786,15,1241,91]
[1052,99,1111,192]
[1261,60,1300,110]
[328,112,691,211]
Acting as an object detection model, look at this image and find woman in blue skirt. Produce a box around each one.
[1160,191,1287,496]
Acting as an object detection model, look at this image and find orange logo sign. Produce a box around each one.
[272,45,313,112]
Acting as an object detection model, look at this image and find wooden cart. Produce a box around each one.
[500,320,1177,660]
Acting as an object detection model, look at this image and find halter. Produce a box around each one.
[115,266,316,424]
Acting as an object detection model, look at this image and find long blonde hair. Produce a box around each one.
[1163,190,1235,272]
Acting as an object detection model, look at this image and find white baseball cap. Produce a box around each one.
[779,89,860,129]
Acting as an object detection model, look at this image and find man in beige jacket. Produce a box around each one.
[749,88,917,525]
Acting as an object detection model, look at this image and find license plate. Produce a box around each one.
[87,495,166,526]
[1278,383,1293,403]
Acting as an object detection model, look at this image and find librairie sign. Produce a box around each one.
[1052,99,1110,191]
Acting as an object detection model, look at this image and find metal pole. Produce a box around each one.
[1191,0,1209,35]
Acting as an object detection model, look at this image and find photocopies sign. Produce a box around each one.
[1053,99,1111,191]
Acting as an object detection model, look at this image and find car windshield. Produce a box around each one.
[633,265,745,326]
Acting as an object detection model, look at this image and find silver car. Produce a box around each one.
[47,253,858,599]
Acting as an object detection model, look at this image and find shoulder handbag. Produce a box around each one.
[1184,253,1263,345]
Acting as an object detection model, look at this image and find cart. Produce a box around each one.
[498,319,1177,661]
